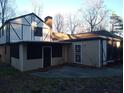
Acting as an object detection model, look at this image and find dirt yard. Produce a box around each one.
[0,63,123,93]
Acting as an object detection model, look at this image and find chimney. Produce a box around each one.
[44,16,52,29]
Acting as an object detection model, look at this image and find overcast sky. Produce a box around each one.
[15,0,123,19]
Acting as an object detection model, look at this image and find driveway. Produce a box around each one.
[31,64,123,78]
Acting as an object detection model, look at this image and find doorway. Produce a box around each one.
[43,46,52,68]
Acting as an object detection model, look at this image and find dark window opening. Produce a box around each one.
[34,27,42,36]
[27,44,42,59]
[10,45,19,58]
[75,55,81,62]
[75,45,81,52]
[107,40,121,61]
[52,45,62,57]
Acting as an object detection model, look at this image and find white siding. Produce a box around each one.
[9,14,51,43]
[0,25,7,44]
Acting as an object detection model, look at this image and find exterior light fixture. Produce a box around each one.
[116,41,120,48]
[31,21,37,30]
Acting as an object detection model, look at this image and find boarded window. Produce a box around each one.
[34,27,42,36]
[27,44,42,59]
[52,45,62,57]
[10,45,19,58]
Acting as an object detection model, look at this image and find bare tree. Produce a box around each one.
[31,0,43,17]
[66,14,81,34]
[0,0,15,25]
[81,0,108,32]
[54,14,64,33]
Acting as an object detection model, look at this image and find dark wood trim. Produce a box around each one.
[10,24,21,40]
[10,22,30,26]
[24,17,31,25]
[21,24,23,40]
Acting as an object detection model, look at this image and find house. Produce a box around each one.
[0,13,122,71]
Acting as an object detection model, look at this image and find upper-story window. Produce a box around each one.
[34,27,42,36]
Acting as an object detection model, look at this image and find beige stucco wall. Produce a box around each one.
[82,40,101,67]
[71,40,101,67]
[11,57,21,70]
[11,44,24,71]
[11,40,102,71]
[52,57,64,66]
[23,59,43,71]
[18,44,67,71]
[19,44,43,71]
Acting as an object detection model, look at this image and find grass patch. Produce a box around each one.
[0,64,19,76]
[0,63,122,93]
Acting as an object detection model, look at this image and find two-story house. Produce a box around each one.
[0,13,122,71]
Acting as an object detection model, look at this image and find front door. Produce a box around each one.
[43,46,52,68]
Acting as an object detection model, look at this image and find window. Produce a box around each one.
[75,45,81,63]
[75,45,81,52]
[34,27,42,36]
[75,55,81,62]
[27,44,42,59]
[52,45,62,57]
[10,45,19,58]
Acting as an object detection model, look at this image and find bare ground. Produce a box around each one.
[0,63,123,93]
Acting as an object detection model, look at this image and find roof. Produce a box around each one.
[51,30,122,41]
[88,30,122,39]
[0,13,45,30]
[0,41,71,46]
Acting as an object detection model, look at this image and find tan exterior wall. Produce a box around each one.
[10,40,102,71]
[52,57,64,66]
[11,57,21,70]
[71,40,101,67]
[11,44,24,71]
[82,40,101,67]
[23,59,43,71]
[20,44,43,71]
[11,44,67,71]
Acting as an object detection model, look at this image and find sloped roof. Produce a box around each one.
[51,30,122,41]
[89,30,122,39]
[5,13,44,23]
[0,13,44,30]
